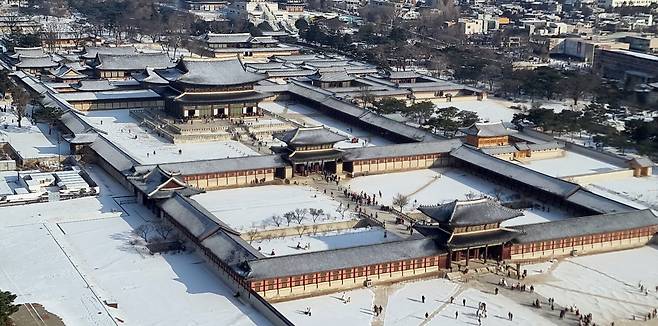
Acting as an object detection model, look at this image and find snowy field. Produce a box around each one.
[0,164,271,326]
[81,110,258,164]
[346,168,568,221]
[434,98,521,123]
[56,214,271,326]
[346,169,516,211]
[518,151,623,177]
[191,185,346,232]
[384,279,460,325]
[253,226,399,256]
[275,288,375,326]
[427,288,557,326]
[260,101,394,148]
[589,175,658,209]
[0,224,116,326]
[535,246,658,325]
[0,112,69,160]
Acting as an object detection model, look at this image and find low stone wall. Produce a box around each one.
[562,169,635,185]
[0,158,16,171]
[241,218,373,242]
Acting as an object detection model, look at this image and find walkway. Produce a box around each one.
[303,175,416,239]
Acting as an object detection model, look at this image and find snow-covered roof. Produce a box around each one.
[58,89,161,102]
[246,238,443,280]
[343,139,462,161]
[275,126,348,146]
[96,53,174,71]
[450,146,580,197]
[512,209,658,243]
[152,155,287,176]
[419,198,523,226]
[156,58,265,86]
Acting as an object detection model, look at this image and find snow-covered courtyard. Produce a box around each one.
[260,101,394,148]
[0,111,69,161]
[518,151,623,177]
[534,246,658,325]
[0,223,116,326]
[275,288,375,326]
[346,168,569,225]
[253,226,399,256]
[80,109,258,164]
[191,185,347,232]
[588,175,658,209]
[55,214,271,326]
[0,164,271,326]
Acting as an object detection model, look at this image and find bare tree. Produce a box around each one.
[311,224,320,235]
[283,211,295,226]
[133,224,152,241]
[392,193,409,212]
[294,225,308,237]
[154,223,174,239]
[270,214,283,227]
[244,229,259,244]
[309,208,324,223]
[10,86,30,129]
[293,208,308,225]
[356,85,376,109]
[336,206,349,219]
[465,191,478,200]
[492,187,504,201]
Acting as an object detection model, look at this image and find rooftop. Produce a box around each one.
[156,58,265,86]
[418,198,523,227]
[274,126,348,146]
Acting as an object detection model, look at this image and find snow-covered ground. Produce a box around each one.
[588,175,658,209]
[0,111,69,160]
[0,224,116,326]
[253,226,399,256]
[0,164,271,326]
[384,279,460,326]
[427,288,557,326]
[260,101,394,148]
[56,214,271,326]
[518,151,623,177]
[535,246,658,324]
[191,185,347,232]
[346,168,569,224]
[346,169,517,211]
[275,288,375,326]
[81,109,258,164]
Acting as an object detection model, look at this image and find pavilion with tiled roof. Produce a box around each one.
[417,198,522,265]
[274,126,348,175]
[151,58,269,119]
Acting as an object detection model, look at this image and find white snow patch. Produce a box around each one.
[0,112,69,160]
[254,226,399,256]
[535,246,658,324]
[275,288,375,326]
[518,152,622,178]
[80,109,258,164]
[0,224,116,326]
[384,279,460,326]
[428,288,557,326]
[56,215,272,326]
[192,185,348,232]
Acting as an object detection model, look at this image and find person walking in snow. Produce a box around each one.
[421,295,425,303]
[455,311,459,319]
[463,299,467,306]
